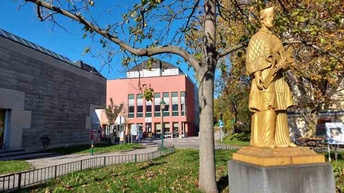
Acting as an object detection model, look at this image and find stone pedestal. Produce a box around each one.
[228,147,336,193]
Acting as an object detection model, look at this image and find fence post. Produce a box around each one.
[54,166,57,178]
[3,146,181,192]
[17,173,22,189]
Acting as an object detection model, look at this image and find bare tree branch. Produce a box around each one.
[218,42,247,58]
[277,0,288,13]
[284,40,344,64]
[183,0,200,32]
[25,0,200,70]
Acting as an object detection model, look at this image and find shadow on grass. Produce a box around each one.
[217,174,229,192]
[139,161,167,171]
[46,143,144,155]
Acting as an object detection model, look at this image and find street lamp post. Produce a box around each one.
[160,98,166,150]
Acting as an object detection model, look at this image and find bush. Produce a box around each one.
[333,164,344,193]
[229,132,250,142]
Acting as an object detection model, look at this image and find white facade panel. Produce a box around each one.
[127,63,184,78]
[142,69,161,77]
[162,68,179,76]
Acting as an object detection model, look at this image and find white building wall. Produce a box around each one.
[162,68,179,76]
[142,69,161,77]
[126,71,140,78]
[127,67,181,78]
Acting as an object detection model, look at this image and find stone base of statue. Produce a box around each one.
[228,147,335,193]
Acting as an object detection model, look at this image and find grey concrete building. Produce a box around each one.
[0,29,106,151]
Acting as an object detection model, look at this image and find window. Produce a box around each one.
[164,122,170,134]
[154,93,161,117]
[128,94,135,118]
[145,99,152,117]
[173,122,179,137]
[172,92,179,116]
[155,122,162,133]
[163,92,170,116]
[180,91,186,116]
[137,94,143,118]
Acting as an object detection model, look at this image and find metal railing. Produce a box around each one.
[0,146,175,192]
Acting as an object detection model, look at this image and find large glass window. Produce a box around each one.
[173,122,179,137]
[164,122,170,134]
[137,94,143,118]
[155,122,161,134]
[163,92,170,116]
[154,93,161,117]
[172,92,179,116]
[180,91,186,116]
[145,99,152,117]
[128,94,135,118]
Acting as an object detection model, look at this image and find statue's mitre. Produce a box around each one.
[259,7,274,19]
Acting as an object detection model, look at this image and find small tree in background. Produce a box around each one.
[215,57,251,140]
[105,98,124,125]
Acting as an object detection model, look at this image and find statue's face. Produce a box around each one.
[262,14,274,29]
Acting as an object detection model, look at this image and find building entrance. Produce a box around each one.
[145,123,152,138]
[0,109,6,150]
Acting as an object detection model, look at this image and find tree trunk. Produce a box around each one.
[198,1,217,192]
[198,65,217,193]
[301,110,319,138]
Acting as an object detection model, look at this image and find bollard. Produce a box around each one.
[90,140,94,155]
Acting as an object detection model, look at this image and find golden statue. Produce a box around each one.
[246,7,296,148]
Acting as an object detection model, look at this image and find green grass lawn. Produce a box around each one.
[217,135,250,146]
[0,143,144,175]
[18,149,234,193]
[0,160,31,175]
[46,143,144,155]
[5,149,344,192]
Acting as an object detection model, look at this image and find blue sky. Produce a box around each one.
[0,1,196,81]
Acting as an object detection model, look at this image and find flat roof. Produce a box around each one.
[0,28,104,78]
[0,29,74,64]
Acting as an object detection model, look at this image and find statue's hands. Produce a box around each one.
[276,56,288,69]
[278,48,294,70]
[254,71,264,90]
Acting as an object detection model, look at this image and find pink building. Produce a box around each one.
[100,59,199,139]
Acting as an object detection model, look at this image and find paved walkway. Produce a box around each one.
[25,140,159,169]
[26,131,224,169]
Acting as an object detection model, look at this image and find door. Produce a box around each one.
[145,123,152,138]
[0,110,5,149]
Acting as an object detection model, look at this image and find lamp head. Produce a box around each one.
[160,98,166,109]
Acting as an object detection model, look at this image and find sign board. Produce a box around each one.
[130,124,139,136]
[119,131,125,142]
[145,117,152,123]
[219,120,224,128]
[325,122,344,144]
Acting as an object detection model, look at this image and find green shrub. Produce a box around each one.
[333,164,344,193]
[229,132,250,142]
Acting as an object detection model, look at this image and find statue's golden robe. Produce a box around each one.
[246,28,294,148]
